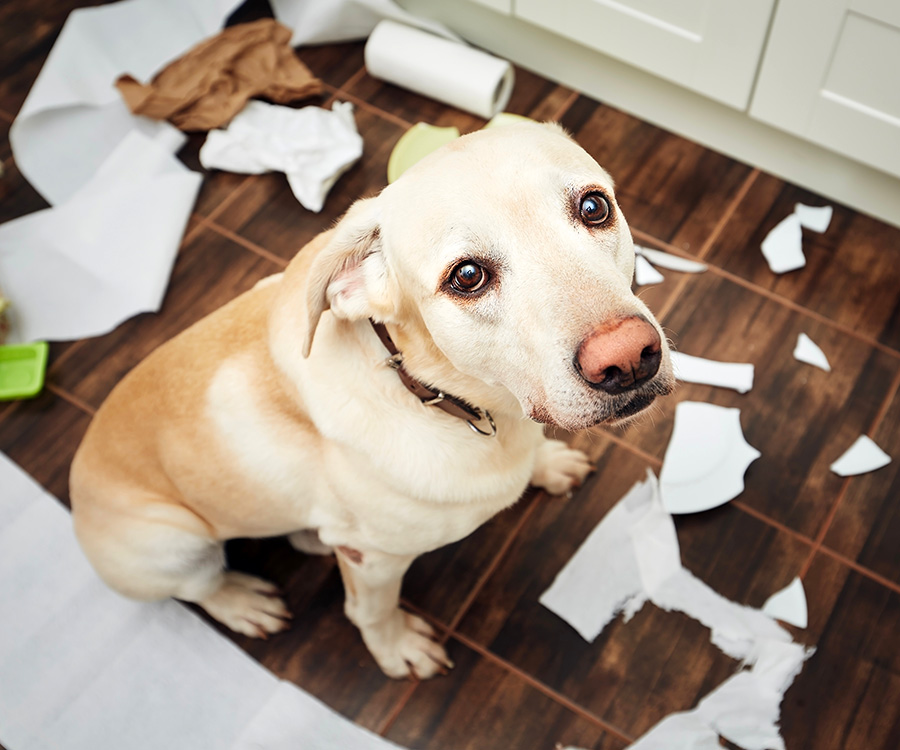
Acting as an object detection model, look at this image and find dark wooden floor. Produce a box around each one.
[2,2,900,749]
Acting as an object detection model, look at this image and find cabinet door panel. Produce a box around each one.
[514,0,776,109]
[750,0,900,178]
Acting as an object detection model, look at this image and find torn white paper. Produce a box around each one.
[0,452,407,750]
[270,0,457,46]
[761,213,805,274]
[0,131,201,343]
[794,203,833,233]
[636,246,708,273]
[541,471,813,750]
[10,0,242,206]
[829,435,892,477]
[793,332,831,372]
[634,254,665,286]
[670,351,754,393]
[762,577,808,629]
[200,101,363,212]
[659,402,761,514]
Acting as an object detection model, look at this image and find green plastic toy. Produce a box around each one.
[0,342,50,400]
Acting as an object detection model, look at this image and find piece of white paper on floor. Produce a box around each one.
[762,577,808,629]
[200,101,364,212]
[541,471,814,750]
[659,401,761,514]
[634,254,665,286]
[0,131,201,342]
[793,332,831,371]
[670,351,755,393]
[760,203,833,274]
[636,246,708,274]
[829,434,892,477]
[4,0,444,343]
[0,452,406,750]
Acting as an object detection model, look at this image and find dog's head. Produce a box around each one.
[302,122,674,431]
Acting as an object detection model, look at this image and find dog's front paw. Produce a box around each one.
[364,611,454,680]
[531,439,594,496]
[199,572,292,638]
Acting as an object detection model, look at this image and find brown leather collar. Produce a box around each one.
[370,319,496,436]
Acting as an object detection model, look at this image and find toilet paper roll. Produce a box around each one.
[364,20,514,119]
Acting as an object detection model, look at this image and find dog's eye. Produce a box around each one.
[450,262,489,294]
[580,193,610,225]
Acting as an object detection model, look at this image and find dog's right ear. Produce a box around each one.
[302,197,390,357]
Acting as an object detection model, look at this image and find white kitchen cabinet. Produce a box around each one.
[750,0,900,178]
[515,0,776,109]
[399,0,900,227]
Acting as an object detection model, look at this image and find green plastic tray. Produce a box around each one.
[0,342,49,400]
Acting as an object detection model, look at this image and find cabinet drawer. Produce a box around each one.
[515,0,776,109]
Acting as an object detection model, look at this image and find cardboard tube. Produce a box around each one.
[364,20,514,119]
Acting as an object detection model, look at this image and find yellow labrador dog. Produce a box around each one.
[71,123,674,679]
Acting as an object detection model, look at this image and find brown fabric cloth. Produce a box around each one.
[116,19,322,132]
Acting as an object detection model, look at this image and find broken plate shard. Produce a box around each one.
[634,254,665,286]
[830,435,891,477]
[670,351,754,393]
[761,213,805,274]
[659,401,761,514]
[793,332,831,371]
[637,246,708,273]
[794,203,833,233]
[762,577,808,629]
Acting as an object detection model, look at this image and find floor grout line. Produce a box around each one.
[329,88,414,131]
[799,365,900,579]
[46,383,97,416]
[442,494,541,636]
[696,169,759,261]
[550,89,581,123]
[375,681,420,738]
[815,546,900,596]
[199,175,254,228]
[448,630,636,745]
[204,221,289,269]
[0,400,22,427]
[652,170,759,324]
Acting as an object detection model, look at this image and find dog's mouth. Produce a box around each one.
[607,391,658,425]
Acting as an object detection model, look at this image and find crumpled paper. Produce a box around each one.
[541,471,813,750]
[116,19,322,132]
[199,101,363,211]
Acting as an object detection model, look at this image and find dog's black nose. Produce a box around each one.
[576,316,661,394]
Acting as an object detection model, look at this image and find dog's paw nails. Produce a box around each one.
[199,572,293,638]
[370,613,453,680]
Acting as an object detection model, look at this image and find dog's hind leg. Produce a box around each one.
[335,546,453,679]
[288,528,334,556]
[73,499,291,638]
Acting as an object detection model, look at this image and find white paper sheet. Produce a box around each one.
[200,101,363,212]
[829,435,892,477]
[0,131,201,343]
[636,246,708,273]
[659,402,761,514]
[10,0,242,206]
[270,0,457,46]
[634,254,665,286]
[793,332,831,372]
[670,351,754,393]
[762,577,808,629]
[541,471,813,750]
[761,213,805,274]
[0,452,406,750]
[794,203,833,233]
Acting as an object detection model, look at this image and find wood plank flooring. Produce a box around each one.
[2,2,899,748]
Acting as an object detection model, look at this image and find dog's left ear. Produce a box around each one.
[303,197,392,357]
